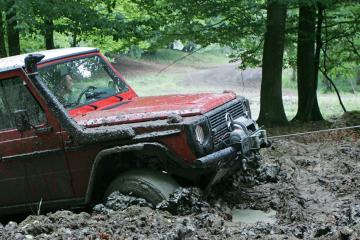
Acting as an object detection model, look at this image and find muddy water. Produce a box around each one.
[232,209,277,224]
[0,132,359,239]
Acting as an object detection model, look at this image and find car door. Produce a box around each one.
[0,70,73,210]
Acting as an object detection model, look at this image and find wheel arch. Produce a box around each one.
[84,142,180,204]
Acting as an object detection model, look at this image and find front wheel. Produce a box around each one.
[104,169,179,206]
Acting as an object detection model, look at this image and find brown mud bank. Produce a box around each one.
[1,127,359,239]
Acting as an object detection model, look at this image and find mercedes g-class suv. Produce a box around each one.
[0,48,269,214]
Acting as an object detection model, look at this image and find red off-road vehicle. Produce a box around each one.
[0,48,269,214]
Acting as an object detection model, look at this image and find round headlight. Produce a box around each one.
[195,125,205,144]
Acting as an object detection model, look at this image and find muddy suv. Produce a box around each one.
[0,48,269,214]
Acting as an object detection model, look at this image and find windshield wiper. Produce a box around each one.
[113,95,123,101]
[87,104,98,110]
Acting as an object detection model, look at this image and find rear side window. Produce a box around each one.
[0,77,45,130]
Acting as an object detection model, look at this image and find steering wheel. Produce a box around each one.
[75,86,97,105]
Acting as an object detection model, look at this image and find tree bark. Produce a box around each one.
[311,4,324,120]
[293,5,323,122]
[71,32,77,47]
[0,11,7,58]
[257,1,288,126]
[44,19,55,49]
[5,0,20,56]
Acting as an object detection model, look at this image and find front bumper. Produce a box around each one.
[195,129,270,169]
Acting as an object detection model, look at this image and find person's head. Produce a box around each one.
[56,66,74,94]
[54,73,73,100]
[63,74,74,93]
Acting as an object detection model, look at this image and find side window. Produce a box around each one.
[0,77,45,130]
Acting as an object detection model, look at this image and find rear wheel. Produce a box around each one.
[104,169,179,206]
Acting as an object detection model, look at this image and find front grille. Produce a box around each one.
[206,100,245,145]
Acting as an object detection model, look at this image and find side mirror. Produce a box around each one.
[14,110,31,132]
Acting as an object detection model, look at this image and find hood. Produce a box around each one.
[74,93,236,127]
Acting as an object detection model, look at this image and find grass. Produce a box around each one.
[127,74,184,96]
[318,93,359,119]
[281,70,359,120]
[141,47,230,68]
[127,73,223,96]
[283,93,360,120]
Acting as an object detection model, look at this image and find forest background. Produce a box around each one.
[0,0,359,126]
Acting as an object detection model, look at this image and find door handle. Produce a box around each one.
[35,126,53,134]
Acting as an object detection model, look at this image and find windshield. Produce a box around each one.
[39,55,128,109]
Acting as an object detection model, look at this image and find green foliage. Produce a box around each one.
[319,73,360,93]
[129,0,266,66]
[0,0,358,122]
[319,3,360,82]
[20,34,44,53]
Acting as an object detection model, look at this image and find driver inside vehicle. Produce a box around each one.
[55,68,75,105]
[39,55,128,109]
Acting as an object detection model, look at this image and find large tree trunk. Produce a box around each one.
[44,19,55,49]
[311,4,324,120]
[257,1,288,126]
[0,11,7,58]
[5,0,20,56]
[293,5,323,122]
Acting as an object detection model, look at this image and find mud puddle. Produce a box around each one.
[232,209,277,224]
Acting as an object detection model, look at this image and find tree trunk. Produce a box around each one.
[44,19,55,49]
[311,4,324,120]
[0,11,7,58]
[71,32,77,47]
[293,5,323,122]
[291,67,296,82]
[257,1,288,126]
[5,0,20,56]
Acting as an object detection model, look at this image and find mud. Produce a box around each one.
[1,128,360,239]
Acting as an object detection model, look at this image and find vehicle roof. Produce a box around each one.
[0,47,99,73]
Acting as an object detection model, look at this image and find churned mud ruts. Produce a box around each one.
[0,128,359,239]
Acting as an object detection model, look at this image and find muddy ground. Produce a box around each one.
[0,120,359,239]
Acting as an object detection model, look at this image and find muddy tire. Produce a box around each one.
[104,169,179,206]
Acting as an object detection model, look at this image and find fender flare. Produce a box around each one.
[84,142,183,204]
